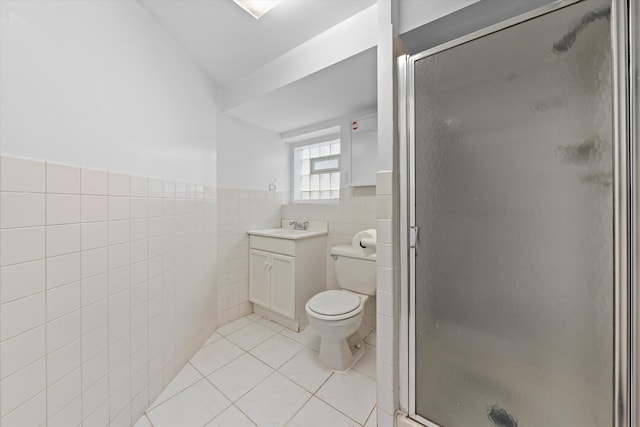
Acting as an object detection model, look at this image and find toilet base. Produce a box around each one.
[318,332,365,372]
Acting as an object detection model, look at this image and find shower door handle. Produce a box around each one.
[410,226,420,248]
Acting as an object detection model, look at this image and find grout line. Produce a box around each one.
[364,404,377,426]
[197,381,235,425]
[203,355,274,404]
[105,192,112,425]
[229,403,259,427]
[231,402,259,426]
[0,253,48,272]
[126,188,135,426]
[81,388,109,423]
[312,387,372,427]
[281,392,314,427]
[143,412,154,426]
[44,176,49,424]
[191,316,374,426]
[0,365,46,418]
[146,362,204,412]
[47,390,82,424]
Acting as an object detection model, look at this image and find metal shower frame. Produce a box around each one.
[397,0,637,425]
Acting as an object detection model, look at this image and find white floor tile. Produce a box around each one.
[216,317,253,336]
[256,318,285,332]
[279,326,318,346]
[236,372,311,427]
[308,336,321,352]
[364,406,377,427]
[353,344,376,379]
[364,330,376,347]
[316,370,376,424]
[148,363,203,409]
[207,353,273,401]
[203,332,223,347]
[377,408,393,427]
[279,348,332,393]
[205,405,255,427]
[137,314,377,427]
[286,397,360,427]
[249,334,304,369]
[189,339,244,376]
[133,414,152,427]
[226,323,275,351]
[245,313,262,322]
[356,325,372,343]
[146,379,230,427]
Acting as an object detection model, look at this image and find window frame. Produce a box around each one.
[310,155,340,174]
[291,136,341,204]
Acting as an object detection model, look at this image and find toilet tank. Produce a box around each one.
[331,245,377,296]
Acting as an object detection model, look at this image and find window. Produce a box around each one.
[293,139,340,201]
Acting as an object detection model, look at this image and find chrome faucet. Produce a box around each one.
[289,220,309,230]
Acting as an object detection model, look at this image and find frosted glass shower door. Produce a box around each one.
[411,0,614,426]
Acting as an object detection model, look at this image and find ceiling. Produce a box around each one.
[139,0,375,86]
[137,1,503,134]
[227,47,377,133]
[138,0,378,134]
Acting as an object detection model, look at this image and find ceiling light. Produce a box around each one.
[232,0,280,19]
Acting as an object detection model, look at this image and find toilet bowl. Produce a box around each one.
[305,245,376,372]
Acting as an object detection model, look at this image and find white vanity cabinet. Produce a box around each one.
[248,221,328,331]
[249,249,295,318]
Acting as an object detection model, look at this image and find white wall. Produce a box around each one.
[0,0,218,185]
[0,1,220,426]
[217,114,290,191]
[377,0,395,172]
[215,114,289,327]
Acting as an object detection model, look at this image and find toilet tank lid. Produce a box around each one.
[330,245,376,261]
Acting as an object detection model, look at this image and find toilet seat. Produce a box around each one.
[306,290,365,321]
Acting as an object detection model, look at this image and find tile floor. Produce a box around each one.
[134,314,377,427]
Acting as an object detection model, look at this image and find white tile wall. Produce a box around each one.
[281,186,378,329]
[216,187,377,330]
[375,170,395,425]
[0,155,217,427]
[216,189,282,326]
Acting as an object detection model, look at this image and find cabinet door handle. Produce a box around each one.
[264,261,270,270]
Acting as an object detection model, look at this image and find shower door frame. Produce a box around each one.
[397,0,636,426]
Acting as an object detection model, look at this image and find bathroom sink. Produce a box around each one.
[248,228,328,240]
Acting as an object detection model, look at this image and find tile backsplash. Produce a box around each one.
[0,156,217,427]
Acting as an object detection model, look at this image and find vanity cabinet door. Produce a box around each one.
[249,249,270,308]
[269,253,295,319]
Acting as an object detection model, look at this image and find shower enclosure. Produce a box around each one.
[398,0,637,426]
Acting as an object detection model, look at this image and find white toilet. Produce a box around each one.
[305,245,376,372]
